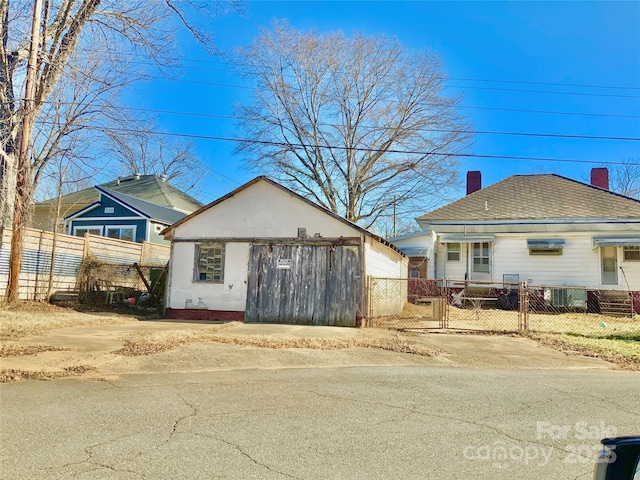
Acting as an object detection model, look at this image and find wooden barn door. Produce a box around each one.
[245,244,361,326]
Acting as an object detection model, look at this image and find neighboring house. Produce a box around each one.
[32,174,203,232]
[392,169,640,292]
[161,176,407,326]
[65,187,187,245]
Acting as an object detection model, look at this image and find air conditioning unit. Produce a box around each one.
[545,288,587,308]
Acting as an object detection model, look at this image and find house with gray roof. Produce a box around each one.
[65,185,191,245]
[391,169,640,293]
[32,174,203,232]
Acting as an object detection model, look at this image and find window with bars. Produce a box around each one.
[195,244,224,283]
[623,246,640,261]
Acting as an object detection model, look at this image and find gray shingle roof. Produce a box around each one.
[37,175,203,213]
[98,187,187,224]
[417,174,640,223]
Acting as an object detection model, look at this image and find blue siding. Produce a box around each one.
[79,196,135,218]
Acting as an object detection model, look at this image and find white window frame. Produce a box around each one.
[446,242,461,262]
[104,207,115,214]
[105,225,136,242]
[472,242,491,274]
[194,243,225,283]
[600,246,618,286]
[73,225,102,237]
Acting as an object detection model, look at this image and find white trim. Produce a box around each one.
[105,225,137,242]
[65,202,100,221]
[71,216,143,221]
[72,225,103,237]
[95,187,151,219]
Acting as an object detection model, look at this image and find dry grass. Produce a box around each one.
[527,331,640,371]
[0,365,95,382]
[0,342,68,357]
[115,324,438,357]
[0,309,132,340]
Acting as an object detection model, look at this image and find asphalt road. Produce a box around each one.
[1,366,639,480]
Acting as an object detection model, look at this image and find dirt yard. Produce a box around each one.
[0,303,622,382]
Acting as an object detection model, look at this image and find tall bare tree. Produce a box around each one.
[0,0,244,301]
[610,158,640,199]
[106,128,205,193]
[235,22,471,228]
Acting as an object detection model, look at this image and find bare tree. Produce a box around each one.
[105,128,205,192]
[235,22,471,228]
[1,0,244,301]
[609,158,640,199]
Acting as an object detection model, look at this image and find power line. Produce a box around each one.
[130,71,640,100]
[459,105,640,119]
[34,103,640,142]
[51,122,640,166]
[82,49,640,91]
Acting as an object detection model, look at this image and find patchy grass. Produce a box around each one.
[115,324,438,357]
[0,342,68,357]
[115,322,241,355]
[527,331,640,370]
[0,307,133,340]
[0,365,95,382]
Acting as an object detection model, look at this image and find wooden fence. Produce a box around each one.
[0,227,170,301]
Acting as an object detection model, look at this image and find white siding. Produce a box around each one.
[364,238,407,278]
[365,238,408,316]
[435,242,469,280]
[620,251,640,290]
[175,181,356,240]
[168,241,250,311]
[493,234,598,287]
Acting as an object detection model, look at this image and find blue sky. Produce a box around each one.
[122,1,640,207]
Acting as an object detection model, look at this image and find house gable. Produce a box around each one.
[170,177,365,241]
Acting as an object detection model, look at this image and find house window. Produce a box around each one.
[104,207,114,214]
[527,239,564,256]
[74,226,101,237]
[106,226,135,242]
[195,244,224,283]
[623,246,640,261]
[472,242,490,273]
[447,243,461,261]
[529,247,563,256]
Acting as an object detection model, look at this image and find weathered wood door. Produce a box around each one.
[245,244,361,326]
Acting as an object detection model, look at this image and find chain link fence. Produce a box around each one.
[369,277,639,336]
[78,258,167,309]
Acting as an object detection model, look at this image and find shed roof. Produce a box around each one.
[417,174,640,224]
[162,176,405,256]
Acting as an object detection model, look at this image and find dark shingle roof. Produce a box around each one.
[37,175,203,213]
[417,174,640,223]
[98,187,187,224]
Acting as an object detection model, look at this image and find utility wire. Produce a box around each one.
[30,103,640,142]
[46,122,640,166]
[129,71,640,99]
[78,49,640,91]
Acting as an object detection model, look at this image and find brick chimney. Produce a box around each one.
[466,171,482,195]
[590,167,609,190]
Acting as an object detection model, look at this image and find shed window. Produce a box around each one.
[623,246,640,261]
[195,244,224,283]
[447,243,461,261]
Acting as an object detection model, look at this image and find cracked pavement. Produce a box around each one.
[1,366,639,479]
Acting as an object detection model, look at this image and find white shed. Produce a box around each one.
[161,177,407,326]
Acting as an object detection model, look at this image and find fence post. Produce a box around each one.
[518,281,529,331]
